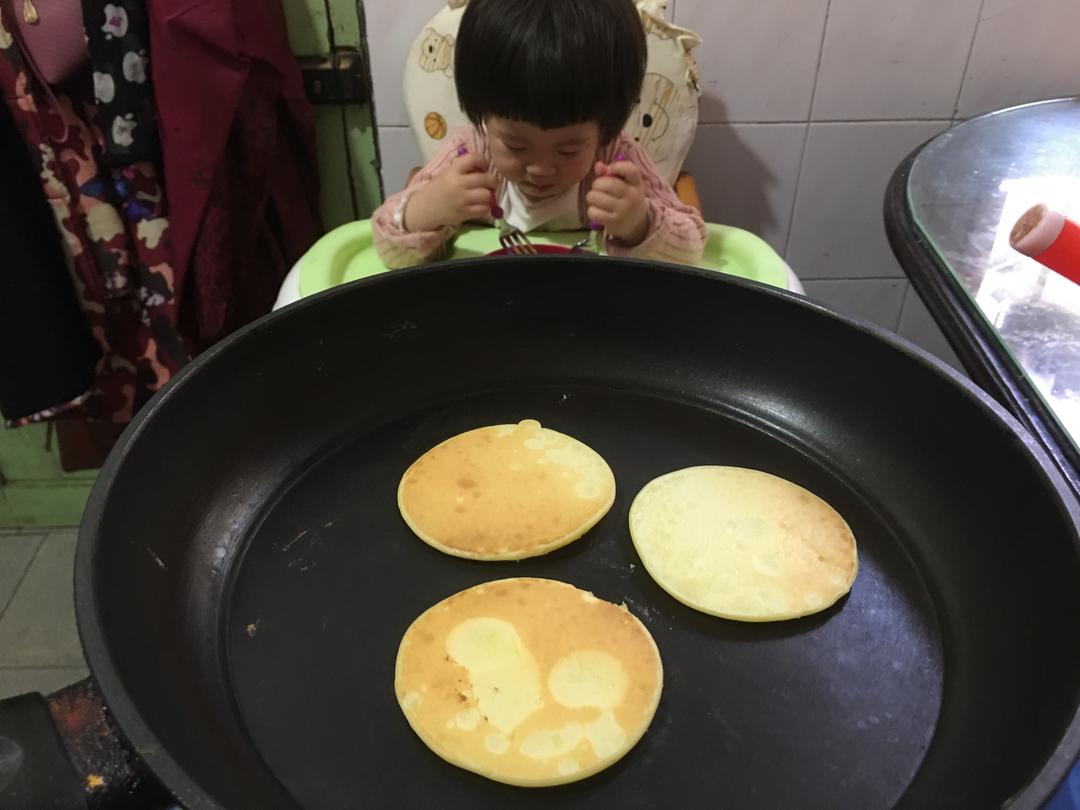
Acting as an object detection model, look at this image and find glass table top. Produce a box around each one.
[907,98,1080,442]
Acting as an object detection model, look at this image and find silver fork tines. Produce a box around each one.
[489,193,537,254]
[498,226,538,255]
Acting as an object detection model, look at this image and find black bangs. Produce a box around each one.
[455,0,647,144]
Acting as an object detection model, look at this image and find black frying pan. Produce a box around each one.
[5,257,1080,809]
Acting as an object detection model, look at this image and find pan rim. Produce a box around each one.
[74,256,1080,808]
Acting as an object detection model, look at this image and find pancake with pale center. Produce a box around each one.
[629,466,858,622]
[398,419,616,560]
[394,578,663,787]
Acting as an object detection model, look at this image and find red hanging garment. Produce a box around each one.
[148,0,322,348]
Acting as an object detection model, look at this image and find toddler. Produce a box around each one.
[373,0,706,268]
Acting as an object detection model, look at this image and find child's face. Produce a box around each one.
[485,117,601,202]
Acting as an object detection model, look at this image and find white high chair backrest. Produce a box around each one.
[402,0,702,187]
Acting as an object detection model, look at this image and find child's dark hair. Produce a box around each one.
[454,0,647,144]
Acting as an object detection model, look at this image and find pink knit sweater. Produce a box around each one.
[372,126,706,269]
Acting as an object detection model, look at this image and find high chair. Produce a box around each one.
[274,0,802,310]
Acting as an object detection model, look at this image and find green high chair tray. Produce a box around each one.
[297,222,789,297]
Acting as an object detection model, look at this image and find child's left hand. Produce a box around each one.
[586,159,651,246]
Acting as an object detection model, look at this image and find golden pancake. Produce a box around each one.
[398,419,616,560]
[629,466,857,622]
[395,578,663,787]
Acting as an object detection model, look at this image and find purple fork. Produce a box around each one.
[456,146,536,255]
[571,152,628,254]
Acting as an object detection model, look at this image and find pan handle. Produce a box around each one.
[0,677,174,809]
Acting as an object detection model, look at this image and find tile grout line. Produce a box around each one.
[951,0,987,119]
[0,534,49,623]
[891,279,911,333]
[782,0,833,259]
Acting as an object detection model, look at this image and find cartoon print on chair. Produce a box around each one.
[638,0,702,92]
[627,73,675,162]
[639,8,674,40]
[425,111,448,140]
[418,27,455,77]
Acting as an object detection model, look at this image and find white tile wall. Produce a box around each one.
[365,0,445,128]
[956,0,1080,119]
[684,124,805,253]
[802,278,908,332]
[897,286,965,371]
[674,0,829,123]
[377,125,424,194]
[813,0,984,121]
[361,0,1073,369]
[787,121,949,281]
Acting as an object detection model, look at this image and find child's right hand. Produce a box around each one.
[403,153,495,232]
